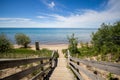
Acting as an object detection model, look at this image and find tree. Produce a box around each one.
[68,34,79,54]
[91,21,120,55]
[15,33,31,48]
[0,33,12,52]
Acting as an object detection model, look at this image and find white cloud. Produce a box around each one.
[48,1,55,8]
[40,0,55,9]
[0,18,11,20]
[36,16,47,19]
[0,18,31,22]
[0,0,120,28]
[44,0,120,28]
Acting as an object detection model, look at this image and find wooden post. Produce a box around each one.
[50,58,53,69]
[76,62,79,72]
[67,50,70,61]
[50,51,54,68]
[40,60,43,71]
[67,50,71,66]
[40,60,44,80]
[35,42,40,50]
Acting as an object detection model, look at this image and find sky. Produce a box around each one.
[0,0,120,28]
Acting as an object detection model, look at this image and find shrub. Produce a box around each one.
[91,21,120,55]
[67,34,79,54]
[15,33,31,48]
[62,49,67,54]
[0,33,12,52]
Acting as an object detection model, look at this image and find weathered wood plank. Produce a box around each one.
[70,57,120,68]
[1,61,51,80]
[69,64,83,80]
[32,67,51,80]
[70,61,104,80]
[70,57,120,75]
[0,57,51,70]
[0,50,58,80]
[90,60,120,68]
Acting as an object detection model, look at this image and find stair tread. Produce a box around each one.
[49,50,75,80]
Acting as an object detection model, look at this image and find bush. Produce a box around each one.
[62,49,68,57]
[15,33,31,48]
[91,21,120,55]
[62,49,67,54]
[91,21,120,62]
[67,34,79,54]
[0,33,12,52]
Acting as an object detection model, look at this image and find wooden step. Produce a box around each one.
[50,76,74,80]
[49,50,75,80]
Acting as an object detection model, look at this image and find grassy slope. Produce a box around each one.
[0,48,52,58]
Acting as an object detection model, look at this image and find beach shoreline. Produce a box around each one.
[14,44,70,51]
[14,43,86,51]
[13,44,81,50]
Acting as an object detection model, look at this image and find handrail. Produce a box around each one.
[0,57,51,70]
[67,50,120,80]
[0,50,58,80]
[70,57,120,75]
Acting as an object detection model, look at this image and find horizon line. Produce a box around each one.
[0,27,98,29]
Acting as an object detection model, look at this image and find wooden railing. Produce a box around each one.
[0,50,58,80]
[67,50,120,80]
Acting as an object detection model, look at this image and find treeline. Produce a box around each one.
[92,21,120,55]
[0,33,52,58]
[66,21,120,62]
[0,33,31,52]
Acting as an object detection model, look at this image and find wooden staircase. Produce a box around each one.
[1,49,120,80]
[50,50,75,80]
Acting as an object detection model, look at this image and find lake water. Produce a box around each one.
[0,28,97,44]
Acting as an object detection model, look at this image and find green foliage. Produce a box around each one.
[80,41,84,48]
[91,21,120,60]
[54,50,59,58]
[107,73,119,80]
[0,48,52,58]
[37,48,52,57]
[68,34,79,54]
[71,21,120,62]
[74,42,96,58]
[79,44,92,56]
[62,49,68,57]
[107,73,113,80]
[62,49,67,54]
[15,33,31,48]
[32,69,41,76]
[0,33,13,52]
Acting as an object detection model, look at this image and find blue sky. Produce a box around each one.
[0,0,120,28]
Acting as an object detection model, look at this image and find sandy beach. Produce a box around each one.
[14,44,70,51]
[14,43,83,51]
[31,44,69,51]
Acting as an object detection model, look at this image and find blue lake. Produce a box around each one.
[0,28,97,44]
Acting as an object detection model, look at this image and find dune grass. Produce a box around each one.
[0,48,52,59]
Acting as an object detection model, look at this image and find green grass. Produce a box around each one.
[74,46,120,62]
[0,48,52,58]
[63,44,120,62]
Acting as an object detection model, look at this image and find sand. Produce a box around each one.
[14,43,83,51]
[33,44,68,50]
[14,44,69,51]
